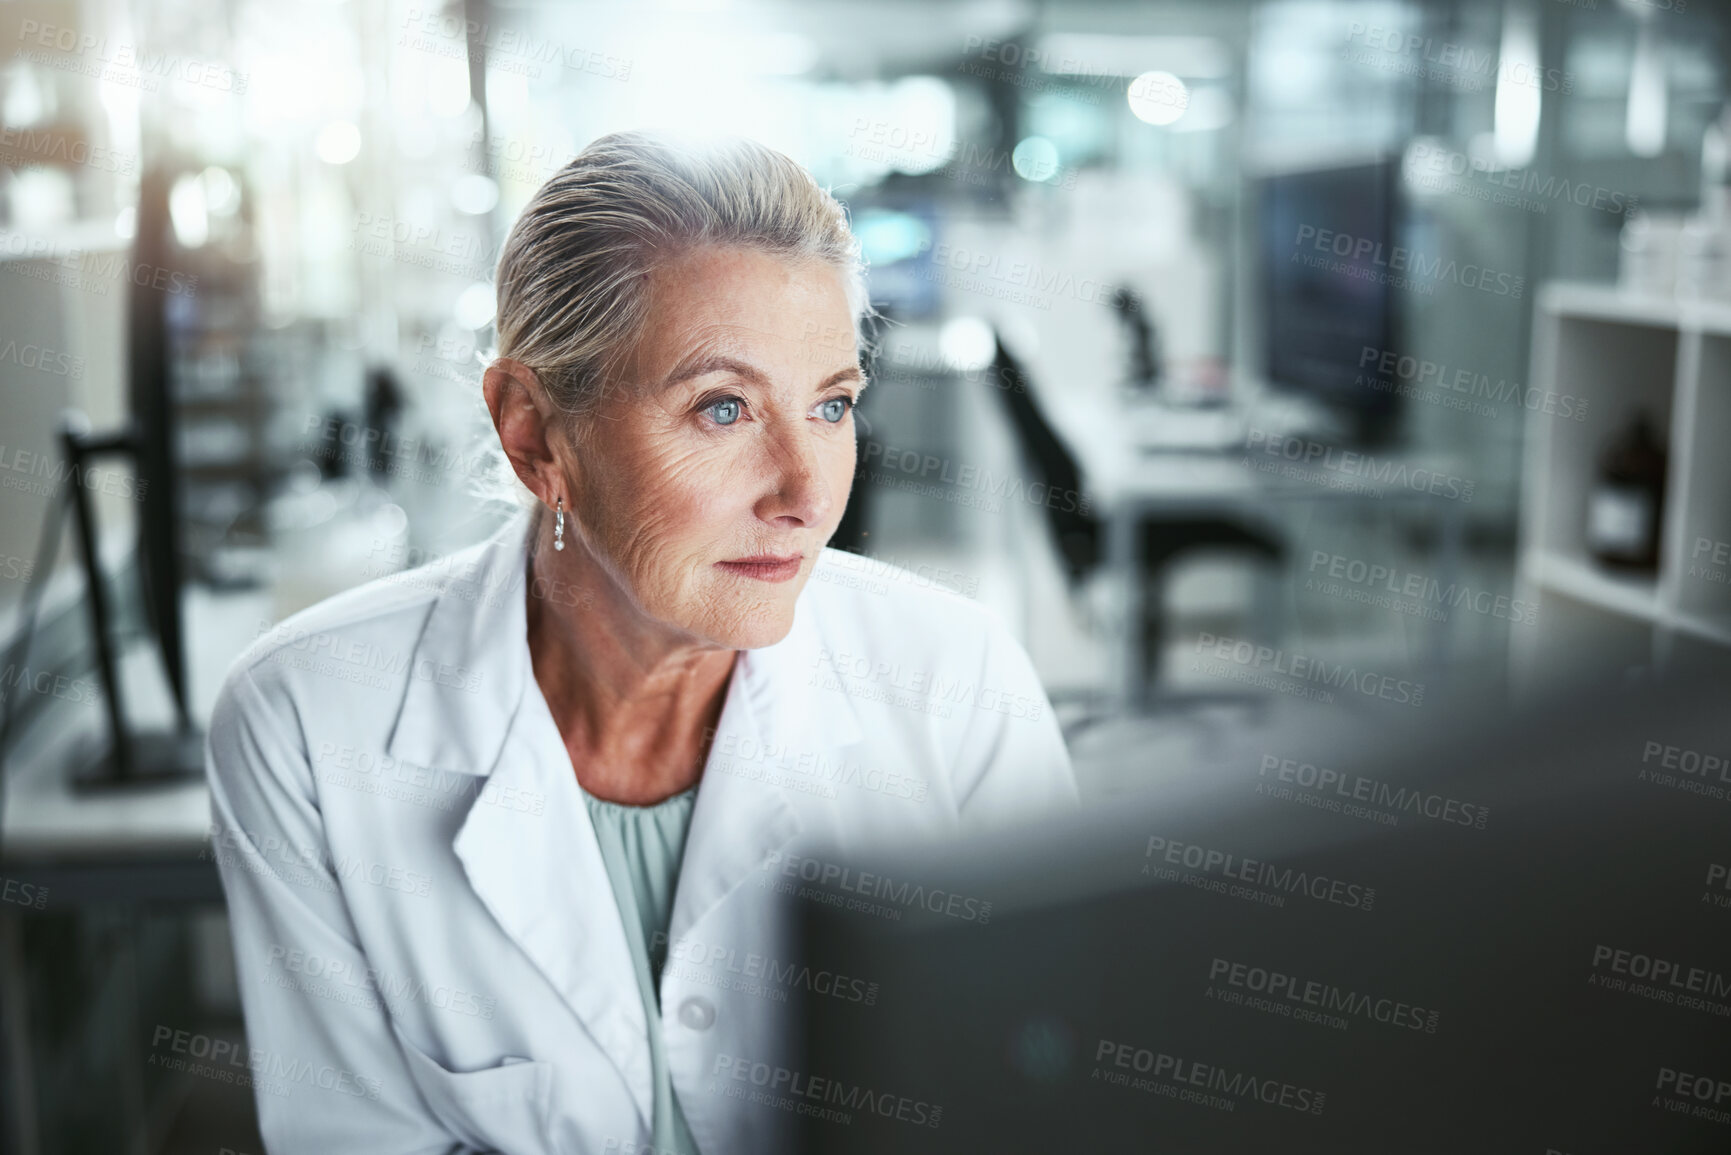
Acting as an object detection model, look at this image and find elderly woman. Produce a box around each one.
[207,131,1076,1155]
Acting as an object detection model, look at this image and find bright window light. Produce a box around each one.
[455,282,497,330]
[169,173,210,247]
[1493,5,1541,169]
[1128,71,1189,126]
[940,317,996,373]
[1626,21,1667,158]
[451,174,499,215]
[315,121,362,165]
[883,77,958,176]
[1012,136,1061,182]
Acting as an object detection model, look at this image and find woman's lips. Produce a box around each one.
[715,554,803,583]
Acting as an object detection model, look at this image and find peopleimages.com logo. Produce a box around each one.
[1144,834,1377,911]
[1356,345,1586,422]
[1244,429,1475,502]
[710,1054,942,1128]
[1206,956,1441,1033]
[1258,753,1491,830]
[1653,1065,1731,1127]
[1292,224,1525,299]
[1344,22,1573,95]
[1192,631,1426,708]
[1093,1037,1327,1115]
[1305,549,1537,628]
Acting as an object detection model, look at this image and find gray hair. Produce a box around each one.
[491,130,869,432]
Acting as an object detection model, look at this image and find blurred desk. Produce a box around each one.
[1120,401,1247,451]
[1054,400,1471,708]
[0,698,217,1155]
[0,581,277,902]
[0,582,276,1155]
[2,648,217,903]
[1,778,216,904]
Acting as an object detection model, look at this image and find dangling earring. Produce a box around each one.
[554,496,565,551]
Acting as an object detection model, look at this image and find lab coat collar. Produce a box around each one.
[735,569,865,754]
[384,507,536,777]
[662,583,867,945]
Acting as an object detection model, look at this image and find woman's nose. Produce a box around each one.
[754,428,834,527]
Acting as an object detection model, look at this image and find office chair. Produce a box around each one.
[986,334,1286,709]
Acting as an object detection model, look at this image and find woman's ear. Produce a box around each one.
[482,357,567,504]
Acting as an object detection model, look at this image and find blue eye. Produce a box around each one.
[818,397,851,423]
[706,397,742,426]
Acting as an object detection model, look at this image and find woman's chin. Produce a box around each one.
[726,611,798,651]
[692,600,799,651]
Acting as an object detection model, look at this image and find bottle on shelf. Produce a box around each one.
[1679,108,1731,301]
[1585,410,1667,572]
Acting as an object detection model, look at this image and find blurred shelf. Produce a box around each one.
[1515,282,1731,693]
[1524,551,1662,622]
[1671,610,1731,647]
[1540,280,1731,339]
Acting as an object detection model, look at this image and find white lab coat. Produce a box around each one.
[206,507,1077,1155]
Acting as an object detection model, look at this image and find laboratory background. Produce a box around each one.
[1,0,1728,1150]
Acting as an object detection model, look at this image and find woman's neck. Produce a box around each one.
[525,526,736,806]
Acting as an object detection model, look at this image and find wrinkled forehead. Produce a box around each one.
[633,268,862,381]
[657,318,861,375]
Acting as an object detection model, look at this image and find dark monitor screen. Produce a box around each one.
[1259,159,1400,438]
[796,673,1730,1153]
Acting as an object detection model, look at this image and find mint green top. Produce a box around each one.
[579,784,702,1155]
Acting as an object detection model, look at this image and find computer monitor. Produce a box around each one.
[1258,158,1401,445]
[9,166,204,790]
[795,672,1729,1152]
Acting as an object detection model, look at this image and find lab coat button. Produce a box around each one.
[678,996,716,1030]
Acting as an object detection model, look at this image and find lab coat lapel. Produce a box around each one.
[666,592,864,950]
[665,660,800,953]
[385,509,532,776]
[453,684,655,1135]
[383,509,655,1132]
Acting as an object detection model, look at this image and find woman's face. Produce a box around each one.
[560,246,862,650]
